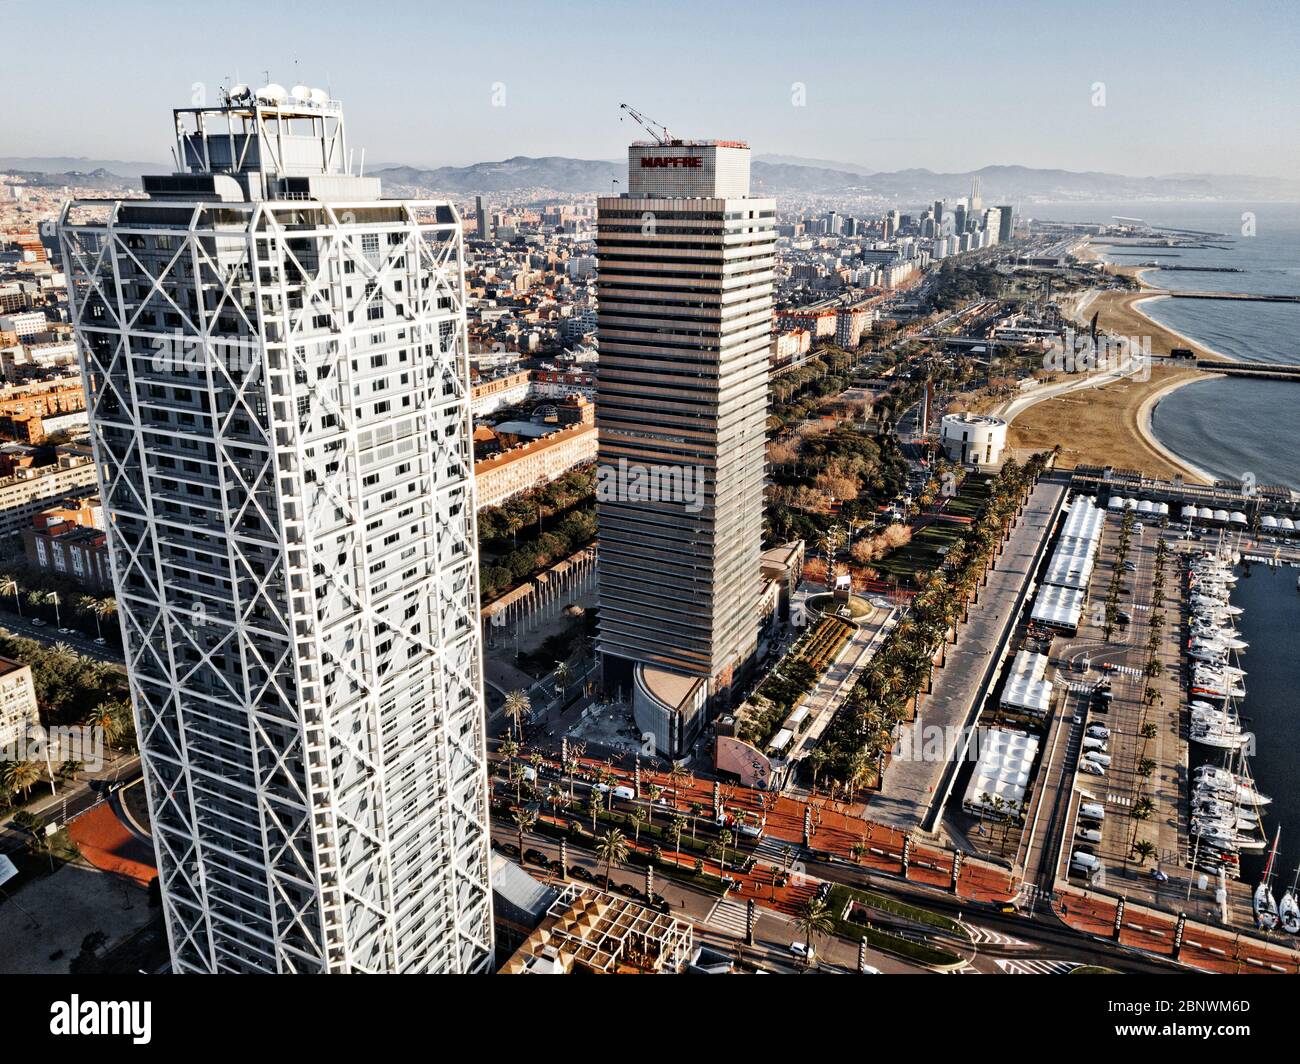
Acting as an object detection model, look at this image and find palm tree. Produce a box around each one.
[502,689,531,739]
[511,806,537,862]
[2,758,43,801]
[1132,839,1156,866]
[668,763,689,809]
[807,747,830,795]
[668,814,687,866]
[553,661,573,700]
[0,574,21,617]
[597,765,617,811]
[717,828,734,873]
[794,896,835,968]
[628,806,647,845]
[84,700,126,750]
[594,828,629,891]
[78,595,99,636]
[646,784,664,827]
[78,595,117,640]
[586,792,602,832]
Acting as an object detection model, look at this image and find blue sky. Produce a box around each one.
[3,0,1297,176]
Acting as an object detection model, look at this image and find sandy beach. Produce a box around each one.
[1004,243,1218,482]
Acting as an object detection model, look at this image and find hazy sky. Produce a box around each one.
[3,0,1297,176]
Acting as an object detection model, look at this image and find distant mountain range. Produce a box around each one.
[375,158,1300,203]
[6,153,1298,203]
[0,156,161,181]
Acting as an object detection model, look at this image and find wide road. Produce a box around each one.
[812,854,1185,974]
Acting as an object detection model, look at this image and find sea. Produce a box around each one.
[1032,200,1300,493]
[1036,201,1300,892]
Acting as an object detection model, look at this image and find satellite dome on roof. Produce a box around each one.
[291,84,312,103]
[256,83,287,104]
[229,83,250,101]
[310,87,330,106]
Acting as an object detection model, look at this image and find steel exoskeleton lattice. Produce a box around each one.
[59,192,493,973]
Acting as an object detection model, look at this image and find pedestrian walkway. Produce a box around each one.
[869,477,1067,831]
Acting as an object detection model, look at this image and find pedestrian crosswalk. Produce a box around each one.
[1068,665,1142,689]
[947,962,981,974]
[753,835,800,866]
[706,897,750,937]
[960,922,1028,947]
[995,958,1081,975]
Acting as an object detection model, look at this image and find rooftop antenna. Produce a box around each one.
[619,103,673,145]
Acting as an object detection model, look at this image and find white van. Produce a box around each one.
[1072,851,1101,871]
[612,785,636,801]
[1082,736,1108,752]
[1077,827,1102,843]
[1079,802,1106,821]
[1083,751,1112,768]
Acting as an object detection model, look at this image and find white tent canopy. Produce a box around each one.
[1000,650,1054,717]
[1031,583,1086,632]
[962,729,1041,818]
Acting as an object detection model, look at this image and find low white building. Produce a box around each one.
[940,413,1007,467]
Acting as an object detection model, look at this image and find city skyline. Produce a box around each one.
[2,0,1298,179]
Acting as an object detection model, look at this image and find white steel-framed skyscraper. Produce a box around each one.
[58,87,493,973]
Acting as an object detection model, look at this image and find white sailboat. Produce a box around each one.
[1280,867,1300,935]
[1255,828,1281,931]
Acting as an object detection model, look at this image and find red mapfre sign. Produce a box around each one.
[640,156,702,168]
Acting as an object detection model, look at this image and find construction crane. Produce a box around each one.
[619,103,674,145]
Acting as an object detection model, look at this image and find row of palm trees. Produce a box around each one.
[1129,534,1169,866]
[0,574,118,640]
[813,452,1054,791]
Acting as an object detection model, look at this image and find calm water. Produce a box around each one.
[1036,202,1300,889]
[1035,201,1300,492]
[1215,564,1300,885]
